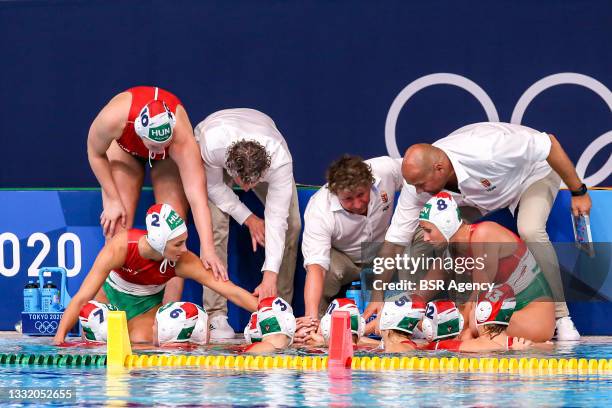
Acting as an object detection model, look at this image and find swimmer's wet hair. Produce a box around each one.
[225,140,272,185]
[326,155,374,194]
[483,324,506,339]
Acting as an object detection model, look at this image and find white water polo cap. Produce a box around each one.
[379,294,426,334]
[419,192,462,241]
[134,100,176,145]
[145,203,188,256]
[155,302,208,345]
[475,284,517,326]
[256,297,296,344]
[422,299,464,341]
[320,298,365,342]
[243,312,263,344]
[79,301,118,342]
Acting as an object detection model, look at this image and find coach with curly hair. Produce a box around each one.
[194,109,300,339]
[294,155,403,343]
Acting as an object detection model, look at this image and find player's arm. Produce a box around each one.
[53,232,127,344]
[175,251,258,312]
[87,92,131,237]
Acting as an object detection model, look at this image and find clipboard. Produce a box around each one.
[571,214,595,257]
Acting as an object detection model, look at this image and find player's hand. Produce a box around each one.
[244,214,265,251]
[252,271,277,299]
[100,199,127,238]
[52,334,65,346]
[293,316,319,344]
[571,193,592,216]
[201,251,228,281]
[303,330,325,347]
[510,337,533,350]
[363,301,383,335]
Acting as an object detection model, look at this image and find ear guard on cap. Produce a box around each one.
[155,302,207,345]
[475,284,516,326]
[320,298,365,342]
[190,304,209,345]
[379,294,426,334]
[419,192,462,241]
[422,299,464,341]
[244,312,263,344]
[134,100,176,144]
[79,301,118,342]
[255,297,296,345]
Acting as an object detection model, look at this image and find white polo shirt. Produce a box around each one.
[385,122,553,244]
[302,156,404,270]
[194,108,294,274]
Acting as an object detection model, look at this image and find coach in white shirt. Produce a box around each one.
[194,108,301,339]
[298,155,403,335]
[368,122,591,341]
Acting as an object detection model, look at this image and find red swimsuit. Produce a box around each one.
[112,229,176,285]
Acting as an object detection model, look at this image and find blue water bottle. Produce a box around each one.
[41,281,60,312]
[345,281,364,313]
[23,280,40,312]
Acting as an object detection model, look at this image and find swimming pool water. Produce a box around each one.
[1,334,612,407]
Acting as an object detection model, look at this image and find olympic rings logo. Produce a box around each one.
[34,321,58,334]
[385,73,612,186]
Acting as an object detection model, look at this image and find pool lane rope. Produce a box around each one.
[2,312,611,374]
[1,351,612,374]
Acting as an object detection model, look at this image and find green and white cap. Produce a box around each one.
[475,284,516,326]
[419,192,462,241]
[422,299,464,341]
[243,312,263,344]
[255,297,296,345]
[134,100,176,144]
[156,302,208,345]
[79,301,118,342]
[320,298,365,342]
[145,203,188,256]
[379,294,426,335]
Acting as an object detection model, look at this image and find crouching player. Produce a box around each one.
[79,300,210,346]
[378,294,426,352]
[53,203,258,345]
[243,297,296,353]
[425,285,551,351]
[417,193,556,342]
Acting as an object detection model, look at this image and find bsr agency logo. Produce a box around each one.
[385,73,611,187]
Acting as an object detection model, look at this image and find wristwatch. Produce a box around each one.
[570,183,588,197]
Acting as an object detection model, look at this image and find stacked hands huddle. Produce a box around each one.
[53,85,592,350]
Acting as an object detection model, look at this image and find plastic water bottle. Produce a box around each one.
[345,281,364,313]
[41,281,60,312]
[23,280,40,312]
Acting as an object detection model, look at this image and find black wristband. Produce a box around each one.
[570,183,588,197]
